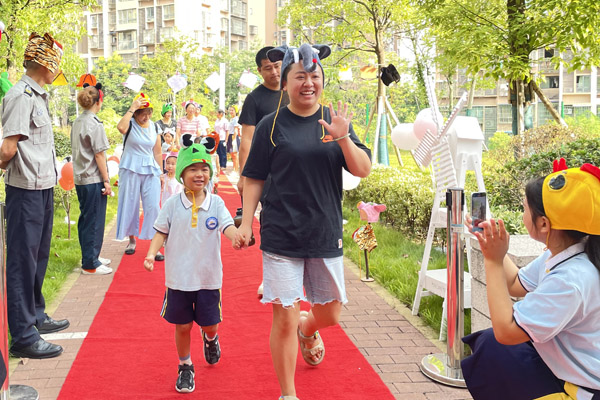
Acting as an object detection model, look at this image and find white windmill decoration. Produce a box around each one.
[410,74,488,340]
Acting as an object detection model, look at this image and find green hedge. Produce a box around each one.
[343,164,435,241]
[486,136,600,210]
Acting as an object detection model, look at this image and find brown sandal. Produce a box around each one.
[297,311,325,366]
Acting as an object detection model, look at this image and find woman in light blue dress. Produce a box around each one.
[115,93,163,260]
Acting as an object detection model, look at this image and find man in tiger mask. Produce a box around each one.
[0,32,70,359]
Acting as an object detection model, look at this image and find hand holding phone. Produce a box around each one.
[471,192,486,232]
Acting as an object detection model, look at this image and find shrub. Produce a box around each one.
[53,126,72,159]
[486,136,600,210]
[96,107,124,146]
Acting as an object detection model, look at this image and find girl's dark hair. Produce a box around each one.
[525,177,600,272]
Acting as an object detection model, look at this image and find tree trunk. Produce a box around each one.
[530,79,568,127]
[466,76,476,116]
[446,76,454,111]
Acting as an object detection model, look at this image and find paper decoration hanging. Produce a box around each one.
[123,73,145,92]
[360,65,377,80]
[338,66,353,82]
[238,70,258,88]
[52,71,68,86]
[167,73,187,93]
[204,72,221,92]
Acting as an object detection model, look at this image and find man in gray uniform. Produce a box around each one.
[0,32,69,359]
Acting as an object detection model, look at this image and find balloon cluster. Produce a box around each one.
[58,160,74,191]
[391,108,444,151]
[57,154,120,191]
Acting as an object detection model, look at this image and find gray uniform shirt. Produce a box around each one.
[1,75,57,190]
[71,110,110,185]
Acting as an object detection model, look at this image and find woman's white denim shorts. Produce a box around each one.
[261,251,348,308]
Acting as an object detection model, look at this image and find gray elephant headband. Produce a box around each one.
[267,44,331,90]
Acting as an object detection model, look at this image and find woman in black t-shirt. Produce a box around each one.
[236,44,371,400]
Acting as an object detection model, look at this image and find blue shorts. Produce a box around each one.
[160,288,222,327]
[261,251,348,308]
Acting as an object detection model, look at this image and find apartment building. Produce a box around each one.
[78,0,269,70]
[436,48,600,139]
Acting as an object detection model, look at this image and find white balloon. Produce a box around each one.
[107,160,119,178]
[342,169,361,191]
[391,123,420,150]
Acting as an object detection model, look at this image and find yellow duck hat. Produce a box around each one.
[134,92,153,109]
[543,159,600,235]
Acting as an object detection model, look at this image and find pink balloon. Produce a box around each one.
[413,108,443,141]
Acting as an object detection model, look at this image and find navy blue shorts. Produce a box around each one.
[462,328,600,400]
[160,288,222,327]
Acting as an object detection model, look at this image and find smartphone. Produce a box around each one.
[471,192,487,232]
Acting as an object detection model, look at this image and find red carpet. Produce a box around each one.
[58,176,395,400]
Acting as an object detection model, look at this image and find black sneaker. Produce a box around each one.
[203,332,221,365]
[175,364,195,393]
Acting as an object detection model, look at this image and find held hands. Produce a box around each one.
[465,214,509,266]
[235,224,253,249]
[143,255,155,272]
[319,101,353,141]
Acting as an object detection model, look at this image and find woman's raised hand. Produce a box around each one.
[130,97,144,112]
[319,101,353,140]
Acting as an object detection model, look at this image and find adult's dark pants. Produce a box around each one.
[5,185,53,348]
[217,141,227,168]
[75,182,107,270]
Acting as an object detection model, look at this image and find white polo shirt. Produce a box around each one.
[154,190,234,291]
[515,242,600,390]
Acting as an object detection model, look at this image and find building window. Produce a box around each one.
[250,25,258,35]
[146,7,154,23]
[544,48,554,59]
[573,105,592,117]
[231,0,246,17]
[121,53,138,68]
[117,30,137,50]
[163,4,174,20]
[141,29,155,44]
[498,104,512,124]
[231,17,246,36]
[540,76,559,89]
[117,8,137,24]
[159,27,174,42]
[238,40,247,50]
[90,14,98,29]
[90,35,100,48]
[576,75,591,93]
[221,18,228,31]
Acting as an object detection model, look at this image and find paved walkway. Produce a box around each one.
[7,173,473,400]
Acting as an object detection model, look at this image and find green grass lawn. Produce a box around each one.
[46,184,119,305]
[342,201,471,338]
